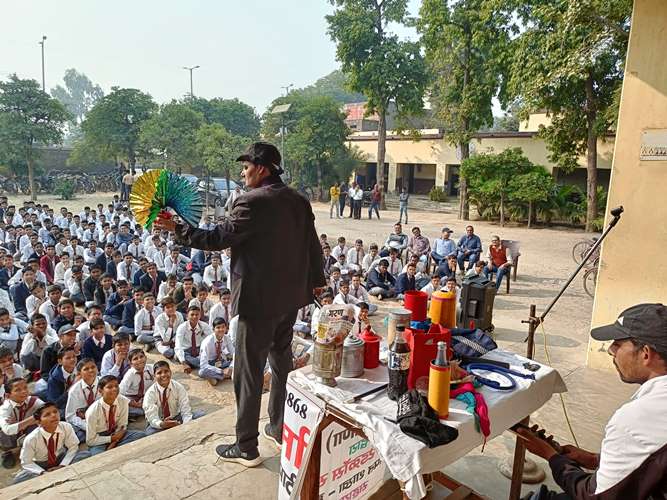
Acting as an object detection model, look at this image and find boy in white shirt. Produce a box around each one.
[157,273,178,302]
[189,286,214,323]
[0,378,43,468]
[65,358,99,443]
[154,297,183,360]
[203,253,226,291]
[331,236,348,260]
[143,361,203,435]
[0,308,28,355]
[26,282,46,318]
[38,285,62,327]
[14,402,90,483]
[20,314,57,373]
[421,273,444,299]
[53,252,70,287]
[0,347,25,403]
[126,234,144,260]
[198,318,234,386]
[119,349,154,418]
[83,239,102,265]
[349,274,378,315]
[361,243,380,278]
[85,375,145,455]
[208,288,232,327]
[134,293,162,350]
[175,305,211,373]
[100,334,131,379]
[346,239,365,273]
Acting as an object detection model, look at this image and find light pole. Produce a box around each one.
[38,35,47,92]
[271,103,292,180]
[182,65,200,98]
[280,83,294,97]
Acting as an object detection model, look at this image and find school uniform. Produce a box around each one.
[143,380,202,435]
[331,244,348,260]
[188,297,214,322]
[348,284,378,314]
[46,365,76,411]
[174,321,211,368]
[85,395,145,455]
[100,350,131,379]
[0,396,43,450]
[76,320,114,346]
[119,364,154,417]
[208,301,232,327]
[0,320,27,356]
[202,264,226,289]
[198,334,234,381]
[39,341,70,384]
[19,329,58,372]
[0,364,25,403]
[292,304,314,335]
[116,261,140,283]
[26,295,44,318]
[13,422,90,484]
[82,334,113,368]
[65,377,99,443]
[38,300,60,327]
[346,247,365,272]
[118,299,139,337]
[104,292,128,328]
[153,312,183,359]
[134,306,162,346]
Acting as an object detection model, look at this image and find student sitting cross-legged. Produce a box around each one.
[0,378,44,469]
[0,347,25,403]
[81,319,112,369]
[119,349,154,418]
[142,361,204,435]
[175,305,211,374]
[13,402,91,483]
[154,297,183,360]
[100,334,131,379]
[85,375,145,455]
[46,346,78,416]
[198,318,234,386]
[65,358,99,443]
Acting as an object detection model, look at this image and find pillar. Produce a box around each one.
[388,163,398,193]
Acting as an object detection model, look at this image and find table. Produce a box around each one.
[288,349,566,499]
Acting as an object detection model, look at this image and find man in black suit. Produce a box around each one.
[139,262,166,296]
[156,142,325,467]
[95,242,115,272]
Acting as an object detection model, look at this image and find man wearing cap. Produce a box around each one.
[155,141,325,467]
[431,227,456,267]
[519,303,667,499]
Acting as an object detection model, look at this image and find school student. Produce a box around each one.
[81,319,113,368]
[26,281,46,318]
[143,361,203,435]
[0,347,25,403]
[0,378,44,469]
[100,334,131,379]
[38,285,62,326]
[134,293,162,349]
[119,349,154,418]
[14,402,90,483]
[153,297,183,360]
[198,318,234,386]
[40,324,78,390]
[65,358,99,443]
[0,307,27,355]
[20,314,57,373]
[85,375,145,455]
[46,347,78,413]
[175,306,211,373]
[188,285,214,323]
[208,288,232,327]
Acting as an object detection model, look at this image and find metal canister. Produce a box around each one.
[387,308,412,346]
[312,340,343,386]
[341,335,365,378]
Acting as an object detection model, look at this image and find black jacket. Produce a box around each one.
[139,271,167,295]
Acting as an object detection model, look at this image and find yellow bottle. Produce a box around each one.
[428,341,451,419]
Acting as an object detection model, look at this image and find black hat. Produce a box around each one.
[236,142,283,175]
[58,324,77,336]
[442,227,453,233]
[591,303,667,348]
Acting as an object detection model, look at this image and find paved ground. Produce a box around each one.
[0,194,636,498]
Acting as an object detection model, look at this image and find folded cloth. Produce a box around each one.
[397,390,459,448]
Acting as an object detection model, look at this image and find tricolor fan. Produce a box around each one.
[129,170,204,228]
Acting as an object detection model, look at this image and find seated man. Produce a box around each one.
[519,304,667,500]
[437,254,459,282]
[483,235,511,291]
[346,239,365,273]
[381,223,408,257]
[361,243,379,278]
[456,225,482,273]
[431,227,456,267]
[367,259,396,300]
[407,226,431,265]
[396,262,417,300]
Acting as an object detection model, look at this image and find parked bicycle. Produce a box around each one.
[583,256,599,298]
[571,236,601,264]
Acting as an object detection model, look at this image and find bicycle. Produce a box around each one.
[583,256,599,298]
[572,237,600,264]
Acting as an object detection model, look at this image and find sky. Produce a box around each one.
[1,0,422,115]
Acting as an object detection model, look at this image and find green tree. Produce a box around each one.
[508,167,554,228]
[299,70,367,104]
[418,0,511,220]
[188,97,260,138]
[195,123,246,199]
[327,0,428,207]
[507,0,631,231]
[0,75,70,200]
[139,102,204,170]
[51,69,104,125]
[80,87,157,170]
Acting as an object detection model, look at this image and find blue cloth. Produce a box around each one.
[483,264,509,290]
[82,334,113,368]
[133,270,146,288]
[396,273,416,294]
[457,234,482,255]
[367,269,396,290]
[121,299,139,329]
[46,364,73,409]
[432,238,457,259]
[104,292,127,319]
[190,250,210,274]
[9,282,30,314]
[106,260,118,280]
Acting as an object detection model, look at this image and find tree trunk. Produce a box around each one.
[458,141,470,220]
[377,107,387,210]
[500,192,505,227]
[585,71,598,232]
[27,146,36,201]
[316,162,323,201]
[128,148,136,171]
[225,167,231,199]
[527,201,533,229]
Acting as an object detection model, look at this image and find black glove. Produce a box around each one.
[396,389,459,448]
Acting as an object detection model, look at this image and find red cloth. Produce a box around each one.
[190,326,199,357]
[488,244,508,267]
[450,382,491,438]
[107,405,116,433]
[159,388,170,419]
[85,386,95,406]
[45,433,58,468]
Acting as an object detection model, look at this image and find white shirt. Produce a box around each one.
[164,254,190,275]
[83,247,102,265]
[174,320,211,363]
[346,247,365,269]
[0,319,28,343]
[420,281,443,299]
[20,422,80,475]
[85,395,130,447]
[19,329,58,358]
[595,374,667,493]
[334,292,362,306]
[119,365,154,400]
[133,306,162,336]
[0,289,14,315]
[76,320,113,345]
[39,300,60,326]
[352,188,363,201]
[151,250,167,272]
[143,380,192,430]
[82,229,99,244]
[331,244,348,260]
[199,333,234,371]
[65,378,99,431]
[202,264,225,287]
[63,266,88,285]
[0,364,25,402]
[127,242,145,260]
[208,302,232,327]
[26,295,44,318]
[154,312,184,347]
[349,284,370,302]
[117,262,140,282]
[157,282,176,301]
[100,350,130,379]
[189,297,214,318]
[54,262,70,285]
[0,396,44,436]
[64,244,84,258]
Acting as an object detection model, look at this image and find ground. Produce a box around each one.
[0,193,635,498]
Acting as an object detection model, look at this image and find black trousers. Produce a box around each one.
[234,310,297,452]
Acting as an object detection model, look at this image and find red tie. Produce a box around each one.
[17,402,27,421]
[190,326,199,356]
[86,386,95,406]
[214,267,218,282]
[126,266,131,280]
[65,373,74,389]
[160,388,170,418]
[138,372,145,398]
[151,278,157,296]
[107,405,116,433]
[149,312,155,329]
[215,340,222,361]
[46,433,58,468]
[224,305,229,322]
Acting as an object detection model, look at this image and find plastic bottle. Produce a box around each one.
[387,325,410,401]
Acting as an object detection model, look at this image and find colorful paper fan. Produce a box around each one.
[130,170,204,229]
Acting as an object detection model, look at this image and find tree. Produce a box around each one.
[299,70,367,104]
[195,123,246,199]
[188,97,260,138]
[418,0,511,220]
[509,167,554,228]
[51,69,104,125]
[327,0,428,207]
[139,102,204,170]
[507,0,631,231]
[0,75,70,200]
[80,87,156,170]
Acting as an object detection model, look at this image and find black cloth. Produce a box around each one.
[139,271,166,295]
[39,341,63,382]
[93,283,117,307]
[396,390,459,448]
[82,276,99,302]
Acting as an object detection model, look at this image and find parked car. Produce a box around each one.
[198,178,241,208]
[182,174,199,185]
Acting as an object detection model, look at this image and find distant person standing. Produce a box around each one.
[338,182,348,218]
[347,183,356,218]
[352,184,363,219]
[121,169,135,203]
[329,182,340,219]
[368,184,381,220]
[399,187,409,224]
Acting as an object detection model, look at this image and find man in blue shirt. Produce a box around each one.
[431,227,457,267]
[457,225,482,273]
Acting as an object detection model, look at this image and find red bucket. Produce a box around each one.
[403,290,428,322]
[403,324,452,390]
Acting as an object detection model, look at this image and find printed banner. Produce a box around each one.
[278,380,325,500]
[318,421,386,500]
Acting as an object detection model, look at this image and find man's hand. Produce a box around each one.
[154,216,176,233]
[516,427,559,461]
[115,351,127,367]
[222,367,233,379]
[561,445,599,470]
[110,428,126,444]
[161,418,180,429]
[183,365,192,374]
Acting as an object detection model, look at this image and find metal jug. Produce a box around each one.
[312,340,343,386]
[341,335,365,378]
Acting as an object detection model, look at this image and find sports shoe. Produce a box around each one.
[2,451,16,469]
[261,423,282,449]
[215,443,262,467]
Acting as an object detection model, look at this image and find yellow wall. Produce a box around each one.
[588,0,667,369]
[519,112,552,132]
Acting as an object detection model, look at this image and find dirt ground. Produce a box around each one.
[2,193,632,492]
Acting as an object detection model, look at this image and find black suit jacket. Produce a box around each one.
[139,271,166,295]
[175,177,325,318]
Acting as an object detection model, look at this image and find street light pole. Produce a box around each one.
[182,65,200,98]
[39,35,47,92]
[279,84,293,176]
